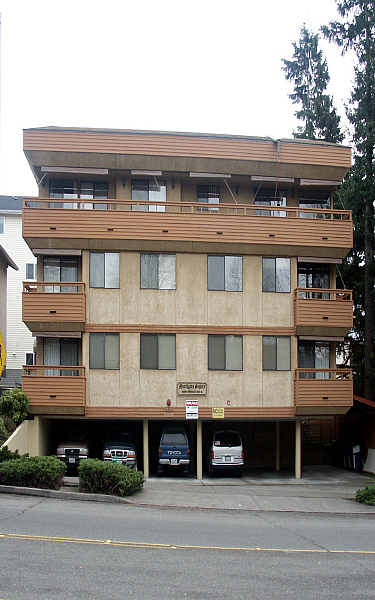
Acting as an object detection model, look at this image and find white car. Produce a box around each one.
[208,430,244,475]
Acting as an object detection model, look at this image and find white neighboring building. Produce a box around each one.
[0,196,36,388]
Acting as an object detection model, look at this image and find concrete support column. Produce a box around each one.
[143,419,149,478]
[197,419,203,480]
[275,422,280,472]
[295,419,301,480]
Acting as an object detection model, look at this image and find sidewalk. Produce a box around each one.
[5,465,369,515]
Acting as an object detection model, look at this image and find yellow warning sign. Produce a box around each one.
[0,330,6,377]
[212,407,225,419]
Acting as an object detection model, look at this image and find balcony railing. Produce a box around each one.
[294,288,353,336]
[295,368,353,415]
[22,365,86,415]
[22,281,86,332]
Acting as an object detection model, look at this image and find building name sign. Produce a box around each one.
[177,382,207,396]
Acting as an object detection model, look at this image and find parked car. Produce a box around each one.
[56,441,89,472]
[158,427,190,474]
[208,430,244,475]
[103,436,137,469]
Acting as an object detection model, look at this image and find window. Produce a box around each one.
[26,264,36,280]
[254,187,287,217]
[90,252,120,288]
[263,336,291,371]
[298,263,330,299]
[141,254,176,289]
[44,256,78,292]
[25,352,35,366]
[0,216,4,234]
[262,258,290,292]
[298,341,330,379]
[89,333,120,369]
[208,256,242,291]
[140,334,176,369]
[49,180,108,209]
[299,190,331,219]
[131,179,166,212]
[44,338,79,376]
[208,335,243,371]
[197,184,220,211]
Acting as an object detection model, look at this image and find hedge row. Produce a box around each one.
[356,482,375,506]
[79,459,144,496]
[0,446,28,462]
[0,456,66,489]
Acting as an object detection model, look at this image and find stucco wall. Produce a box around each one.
[85,252,297,327]
[84,332,296,408]
[2,417,49,456]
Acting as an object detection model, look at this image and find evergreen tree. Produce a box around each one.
[282,25,343,142]
[323,1,375,401]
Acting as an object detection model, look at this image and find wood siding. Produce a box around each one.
[23,201,353,258]
[22,366,86,415]
[84,406,296,419]
[295,369,353,416]
[23,129,352,168]
[295,289,353,336]
[22,282,85,332]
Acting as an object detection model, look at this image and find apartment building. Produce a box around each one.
[18,126,353,478]
[0,197,36,390]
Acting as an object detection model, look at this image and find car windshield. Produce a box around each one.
[214,432,241,447]
[161,432,187,445]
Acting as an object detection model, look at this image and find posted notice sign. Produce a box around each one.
[185,399,199,420]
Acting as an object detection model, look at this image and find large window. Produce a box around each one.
[299,190,331,218]
[141,254,176,289]
[0,216,4,234]
[297,263,330,298]
[90,252,120,288]
[262,258,290,292]
[89,333,120,369]
[208,256,242,291]
[131,179,166,212]
[298,341,330,379]
[44,337,79,376]
[208,335,243,371]
[44,256,78,292]
[263,336,291,371]
[254,187,287,217]
[197,184,220,211]
[49,180,108,209]
[140,334,176,370]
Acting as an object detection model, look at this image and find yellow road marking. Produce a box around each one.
[1,532,375,555]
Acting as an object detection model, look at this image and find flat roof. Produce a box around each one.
[0,195,22,212]
[23,126,350,149]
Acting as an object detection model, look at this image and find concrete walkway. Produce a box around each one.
[59,466,375,514]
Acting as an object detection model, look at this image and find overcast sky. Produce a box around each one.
[0,0,353,196]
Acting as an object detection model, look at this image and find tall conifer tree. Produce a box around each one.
[282,25,343,142]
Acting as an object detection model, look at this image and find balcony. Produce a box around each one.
[22,366,86,415]
[295,368,353,416]
[294,288,353,337]
[22,281,86,332]
[23,198,353,259]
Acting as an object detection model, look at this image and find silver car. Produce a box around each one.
[208,430,244,475]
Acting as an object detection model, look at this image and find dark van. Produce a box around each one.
[158,427,190,474]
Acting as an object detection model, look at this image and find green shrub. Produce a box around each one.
[79,459,144,497]
[0,446,28,463]
[0,456,66,489]
[356,482,375,506]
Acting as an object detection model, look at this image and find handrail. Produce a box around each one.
[22,197,352,221]
[23,281,85,293]
[295,368,352,381]
[22,365,85,376]
[295,288,352,301]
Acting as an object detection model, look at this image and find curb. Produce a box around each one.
[1,484,375,516]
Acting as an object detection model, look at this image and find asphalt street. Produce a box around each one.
[1,494,375,599]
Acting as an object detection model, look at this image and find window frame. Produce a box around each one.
[140,253,176,290]
[25,352,35,366]
[140,333,176,370]
[25,263,36,281]
[262,257,291,293]
[262,336,291,371]
[89,251,120,289]
[208,334,243,371]
[89,333,120,370]
[207,255,243,292]
[0,215,4,234]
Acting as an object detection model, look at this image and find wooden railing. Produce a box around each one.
[23,281,85,294]
[295,368,352,381]
[295,288,352,301]
[23,197,352,221]
[22,365,85,377]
